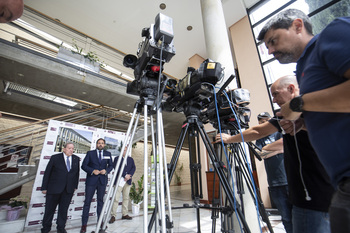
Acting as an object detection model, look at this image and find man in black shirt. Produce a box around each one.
[215,75,334,233]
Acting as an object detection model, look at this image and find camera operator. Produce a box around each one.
[255,112,292,233]
[214,75,334,233]
[257,9,350,233]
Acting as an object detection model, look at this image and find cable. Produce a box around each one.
[273,116,311,201]
[222,90,263,233]
[212,85,244,233]
[292,121,312,201]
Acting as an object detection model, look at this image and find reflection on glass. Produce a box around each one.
[249,0,290,25]
[309,0,350,34]
[263,60,296,86]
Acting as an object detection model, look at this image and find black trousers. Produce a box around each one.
[41,190,73,233]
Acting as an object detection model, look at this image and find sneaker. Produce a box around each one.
[122,215,132,220]
[109,216,116,224]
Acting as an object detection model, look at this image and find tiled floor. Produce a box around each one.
[22,184,286,233]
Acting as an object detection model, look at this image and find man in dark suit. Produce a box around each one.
[109,146,136,223]
[41,142,80,233]
[80,138,113,233]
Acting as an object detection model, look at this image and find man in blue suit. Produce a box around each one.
[80,138,113,233]
[109,146,136,223]
[41,142,80,233]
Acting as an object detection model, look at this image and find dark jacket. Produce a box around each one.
[113,156,136,185]
[82,149,113,186]
[41,153,80,194]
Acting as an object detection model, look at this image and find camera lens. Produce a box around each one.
[123,55,137,68]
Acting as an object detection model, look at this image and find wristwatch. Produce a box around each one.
[289,95,304,112]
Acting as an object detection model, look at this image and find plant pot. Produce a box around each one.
[131,201,142,215]
[57,47,100,73]
[6,206,23,221]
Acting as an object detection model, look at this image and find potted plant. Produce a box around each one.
[56,40,105,72]
[174,163,183,186]
[7,196,28,221]
[129,175,145,214]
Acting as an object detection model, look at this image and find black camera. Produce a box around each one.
[202,88,251,130]
[164,59,224,113]
[124,13,176,98]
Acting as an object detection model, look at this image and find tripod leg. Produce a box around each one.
[96,102,141,232]
[143,104,149,231]
[148,122,190,232]
[158,110,174,232]
[234,143,274,233]
[195,120,251,233]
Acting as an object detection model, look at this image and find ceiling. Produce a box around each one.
[24,0,259,79]
[0,0,260,146]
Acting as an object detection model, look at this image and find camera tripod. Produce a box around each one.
[94,91,174,233]
[148,101,262,233]
[214,128,274,233]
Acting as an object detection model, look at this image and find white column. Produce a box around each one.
[200,1,261,232]
[200,0,237,90]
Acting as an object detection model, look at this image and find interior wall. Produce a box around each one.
[229,16,273,207]
[188,54,205,69]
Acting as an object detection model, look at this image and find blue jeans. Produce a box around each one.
[292,206,330,233]
[329,177,350,233]
[269,185,293,233]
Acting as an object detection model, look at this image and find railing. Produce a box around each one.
[0,105,140,194]
[0,5,135,85]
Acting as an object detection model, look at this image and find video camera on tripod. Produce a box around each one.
[164,58,251,129]
[201,88,251,130]
[164,59,224,115]
[123,13,176,98]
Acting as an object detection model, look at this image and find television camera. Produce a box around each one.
[164,59,224,115]
[123,13,176,99]
[164,59,251,129]
[202,88,251,130]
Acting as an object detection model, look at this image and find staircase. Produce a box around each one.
[0,105,148,195]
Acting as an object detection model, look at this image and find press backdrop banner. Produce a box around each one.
[25,120,125,227]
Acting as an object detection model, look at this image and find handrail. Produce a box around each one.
[0,105,102,134]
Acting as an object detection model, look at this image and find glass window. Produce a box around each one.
[248,0,350,111]
[249,0,291,25]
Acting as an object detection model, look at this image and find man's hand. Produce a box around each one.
[99,169,107,175]
[278,118,305,136]
[214,133,231,144]
[93,169,100,175]
[42,190,47,194]
[277,101,302,121]
[124,174,132,181]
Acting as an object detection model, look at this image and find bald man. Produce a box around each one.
[215,75,334,233]
[0,0,24,23]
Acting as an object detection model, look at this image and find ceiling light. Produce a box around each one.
[5,81,78,107]
[159,3,166,10]
[187,26,193,31]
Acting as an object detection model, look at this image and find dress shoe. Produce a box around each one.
[122,215,132,220]
[57,229,67,233]
[80,225,87,233]
[109,216,116,224]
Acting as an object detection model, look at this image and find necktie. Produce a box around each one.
[66,156,70,172]
[99,150,102,163]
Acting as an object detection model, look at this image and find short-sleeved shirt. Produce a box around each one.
[296,17,350,187]
[269,118,334,212]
